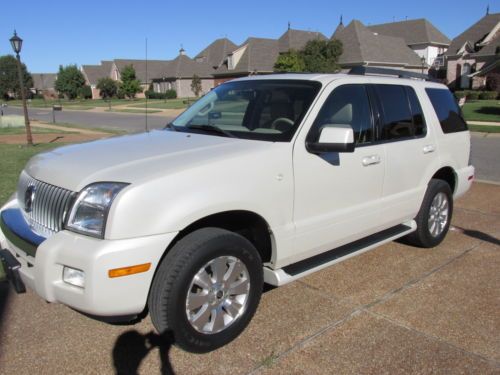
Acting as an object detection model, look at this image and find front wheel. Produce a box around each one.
[404,179,453,248]
[148,228,263,353]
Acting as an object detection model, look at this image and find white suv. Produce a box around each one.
[0,68,474,353]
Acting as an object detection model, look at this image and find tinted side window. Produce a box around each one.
[425,88,468,133]
[309,85,373,145]
[375,85,413,140]
[406,87,426,136]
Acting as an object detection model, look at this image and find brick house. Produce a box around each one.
[31,73,58,98]
[81,61,113,99]
[445,12,500,89]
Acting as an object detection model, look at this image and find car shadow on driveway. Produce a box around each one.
[112,330,175,375]
[454,226,500,246]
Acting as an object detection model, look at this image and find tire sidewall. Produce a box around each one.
[161,229,263,353]
[419,180,453,247]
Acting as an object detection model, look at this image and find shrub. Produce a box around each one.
[478,91,498,100]
[145,90,177,99]
[78,85,92,99]
[165,89,177,99]
[466,91,480,100]
[454,91,467,99]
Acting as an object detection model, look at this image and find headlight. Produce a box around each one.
[65,182,129,238]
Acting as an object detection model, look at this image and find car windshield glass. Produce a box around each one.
[171,80,321,142]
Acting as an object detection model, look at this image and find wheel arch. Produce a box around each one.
[431,166,457,194]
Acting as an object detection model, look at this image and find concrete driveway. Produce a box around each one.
[0,182,499,374]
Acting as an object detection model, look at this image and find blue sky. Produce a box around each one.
[0,0,496,73]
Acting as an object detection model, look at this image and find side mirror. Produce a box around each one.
[306,125,355,154]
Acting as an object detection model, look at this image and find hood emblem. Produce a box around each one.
[24,184,36,213]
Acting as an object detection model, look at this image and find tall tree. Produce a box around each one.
[301,39,343,73]
[54,65,86,99]
[119,65,142,99]
[0,55,33,99]
[274,50,306,72]
[96,77,118,99]
[191,74,202,97]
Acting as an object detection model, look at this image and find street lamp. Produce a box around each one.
[421,56,427,75]
[10,30,33,145]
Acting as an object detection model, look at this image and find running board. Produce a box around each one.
[264,221,416,286]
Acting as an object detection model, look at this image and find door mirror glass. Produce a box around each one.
[307,125,355,154]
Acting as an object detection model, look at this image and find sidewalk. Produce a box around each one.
[468,120,500,126]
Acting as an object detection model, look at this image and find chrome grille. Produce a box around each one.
[17,171,75,237]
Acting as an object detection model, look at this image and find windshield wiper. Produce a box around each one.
[185,124,236,138]
[165,122,178,132]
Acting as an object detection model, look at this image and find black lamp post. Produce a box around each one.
[10,30,33,145]
[421,56,427,75]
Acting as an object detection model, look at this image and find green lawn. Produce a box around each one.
[0,126,76,135]
[462,100,500,122]
[468,125,500,133]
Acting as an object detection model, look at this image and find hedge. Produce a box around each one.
[145,89,177,99]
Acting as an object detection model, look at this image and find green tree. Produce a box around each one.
[274,50,306,72]
[301,39,343,73]
[78,85,92,99]
[119,65,142,99]
[0,55,33,99]
[191,74,202,97]
[54,65,86,99]
[96,77,118,99]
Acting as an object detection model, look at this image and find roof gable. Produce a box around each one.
[445,13,500,56]
[278,29,327,52]
[194,38,238,68]
[368,18,450,46]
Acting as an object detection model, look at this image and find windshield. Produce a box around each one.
[171,80,321,142]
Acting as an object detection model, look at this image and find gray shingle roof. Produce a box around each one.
[278,29,327,52]
[195,38,237,68]
[81,64,109,86]
[445,13,500,57]
[331,22,345,39]
[214,37,280,76]
[113,59,171,83]
[163,54,215,78]
[31,73,57,90]
[334,20,423,67]
[368,18,450,46]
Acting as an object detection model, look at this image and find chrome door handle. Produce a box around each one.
[362,155,381,166]
[423,145,435,154]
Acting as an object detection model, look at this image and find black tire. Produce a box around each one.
[148,227,263,353]
[404,179,453,248]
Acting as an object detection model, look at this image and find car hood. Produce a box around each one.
[25,130,272,192]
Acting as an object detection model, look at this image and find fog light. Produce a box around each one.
[63,266,85,288]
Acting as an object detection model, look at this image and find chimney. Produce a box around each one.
[179,45,186,55]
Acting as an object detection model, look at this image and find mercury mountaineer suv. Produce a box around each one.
[0,67,474,353]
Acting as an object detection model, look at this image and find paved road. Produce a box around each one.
[471,133,500,183]
[2,106,174,133]
[0,183,498,374]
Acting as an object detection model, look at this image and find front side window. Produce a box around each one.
[172,80,321,142]
[308,84,373,145]
[425,88,468,133]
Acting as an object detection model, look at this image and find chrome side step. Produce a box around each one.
[264,221,416,286]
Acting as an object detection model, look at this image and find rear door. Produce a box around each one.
[373,84,439,225]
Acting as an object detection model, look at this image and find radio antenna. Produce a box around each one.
[145,37,149,132]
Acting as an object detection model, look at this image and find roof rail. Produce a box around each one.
[348,66,434,81]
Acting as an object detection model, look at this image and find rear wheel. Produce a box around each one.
[148,227,263,353]
[404,179,453,248]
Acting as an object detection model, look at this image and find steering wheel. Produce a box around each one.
[270,117,294,132]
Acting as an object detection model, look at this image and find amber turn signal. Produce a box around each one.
[108,263,151,278]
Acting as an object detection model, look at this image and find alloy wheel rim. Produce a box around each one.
[185,256,250,334]
[428,192,449,237]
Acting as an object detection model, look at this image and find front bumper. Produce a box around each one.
[0,201,178,317]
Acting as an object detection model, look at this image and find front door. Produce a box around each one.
[290,83,385,265]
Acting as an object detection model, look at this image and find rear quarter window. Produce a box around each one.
[425,88,468,134]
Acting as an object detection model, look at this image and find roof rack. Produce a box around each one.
[348,66,434,81]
